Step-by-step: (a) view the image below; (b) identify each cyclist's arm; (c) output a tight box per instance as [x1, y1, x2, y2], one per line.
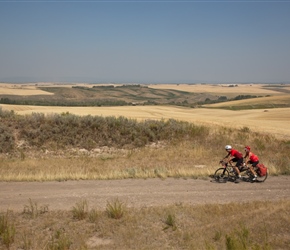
[222, 153, 231, 162]
[243, 152, 250, 163]
[243, 156, 250, 165]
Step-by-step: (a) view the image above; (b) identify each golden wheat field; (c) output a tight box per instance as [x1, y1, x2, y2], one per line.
[0, 83, 54, 95]
[0, 82, 119, 95]
[204, 94, 290, 108]
[148, 83, 288, 97]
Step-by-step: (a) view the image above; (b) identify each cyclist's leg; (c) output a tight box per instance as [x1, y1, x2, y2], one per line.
[232, 158, 242, 177]
[250, 161, 259, 180]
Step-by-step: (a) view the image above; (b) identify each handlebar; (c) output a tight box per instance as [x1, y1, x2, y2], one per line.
[220, 160, 250, 170]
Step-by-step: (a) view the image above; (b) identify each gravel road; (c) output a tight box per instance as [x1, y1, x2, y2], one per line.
[1, 176, 289, 212]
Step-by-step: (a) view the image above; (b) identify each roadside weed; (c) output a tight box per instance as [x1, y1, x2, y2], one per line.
[106, 198, 125, 219]
[88, 208, 99, 223]
[21, 231, 33, 250]
[46, 229, 72, 250]
[72, 199, 88, 220]
[0, 210, 16, 249]
[23, 198, 49, 218]
[163, 214, 177, 231]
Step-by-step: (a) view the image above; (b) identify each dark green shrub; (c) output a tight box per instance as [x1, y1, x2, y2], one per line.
[0, 124, 15, 153]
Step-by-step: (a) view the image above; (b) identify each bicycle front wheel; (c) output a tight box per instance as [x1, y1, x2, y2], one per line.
[214, 168, 229, 183]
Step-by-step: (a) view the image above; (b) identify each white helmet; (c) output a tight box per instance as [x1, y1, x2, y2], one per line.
[225, 145, 232, 150]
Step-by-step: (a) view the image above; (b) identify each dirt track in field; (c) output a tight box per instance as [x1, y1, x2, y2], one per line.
[1, 176, 289, 212]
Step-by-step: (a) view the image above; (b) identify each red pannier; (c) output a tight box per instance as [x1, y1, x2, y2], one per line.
[257, 163, 267, 177]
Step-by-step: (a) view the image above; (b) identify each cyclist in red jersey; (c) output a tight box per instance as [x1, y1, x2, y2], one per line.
[244, 146, 259, 181]
[222, 145, 243, 180]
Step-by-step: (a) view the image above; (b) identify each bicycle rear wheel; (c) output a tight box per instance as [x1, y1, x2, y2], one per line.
[213, 168, 229, 183]
[256, 170, 268, 182]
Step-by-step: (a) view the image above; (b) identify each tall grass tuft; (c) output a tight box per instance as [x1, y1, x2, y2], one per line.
[88, 208, 99, 223]
[225, 223, 270, 250]
[106, 198, 125, 219]
[21, 231, 32, 250]
[46, 229, 72, 250]
[213, 230, 222, 241]
[163, 214, 177, 231]
[225, 225, 251, 250]
[72, 199, 88, 220]
[0, 210, 16, 249]
[23, 198, 49, 218]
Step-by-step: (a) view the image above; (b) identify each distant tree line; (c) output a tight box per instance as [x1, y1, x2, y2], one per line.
[0, 98, 129, 107]
[197, 95, 259, 105]
[0, 94, 261, 108]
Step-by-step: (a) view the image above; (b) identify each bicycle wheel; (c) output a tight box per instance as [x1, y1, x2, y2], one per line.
[256, 170, 268, 182]
[243, 170, 255, 182]
[213, 168, 229, 183]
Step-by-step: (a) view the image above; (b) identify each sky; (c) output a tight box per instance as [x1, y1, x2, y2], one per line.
[0, 0, 290, 84]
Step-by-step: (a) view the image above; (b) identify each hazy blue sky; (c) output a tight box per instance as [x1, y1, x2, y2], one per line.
[1, 0, 290, 83]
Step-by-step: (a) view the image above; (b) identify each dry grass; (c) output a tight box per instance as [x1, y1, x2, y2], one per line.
[1, 199, 289, 249]
[0, 141, 216, 181]
[0, 134, 286, 182]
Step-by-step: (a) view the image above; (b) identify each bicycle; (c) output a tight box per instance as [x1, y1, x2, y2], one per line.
[213, 160, 268, 183]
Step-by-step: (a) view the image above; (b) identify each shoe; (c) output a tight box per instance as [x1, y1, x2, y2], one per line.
[252, 176, 257, 181]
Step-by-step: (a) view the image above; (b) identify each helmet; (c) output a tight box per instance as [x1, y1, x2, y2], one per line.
[244, 146, 250, 151]
[225, 145, 232, 150]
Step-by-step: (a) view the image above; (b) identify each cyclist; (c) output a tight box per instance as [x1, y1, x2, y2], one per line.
[222, 145, 244, 181]
[243, 146, 258, 181]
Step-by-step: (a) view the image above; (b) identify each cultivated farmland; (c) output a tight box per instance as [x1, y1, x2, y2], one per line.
[0, 82, 290, 250]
